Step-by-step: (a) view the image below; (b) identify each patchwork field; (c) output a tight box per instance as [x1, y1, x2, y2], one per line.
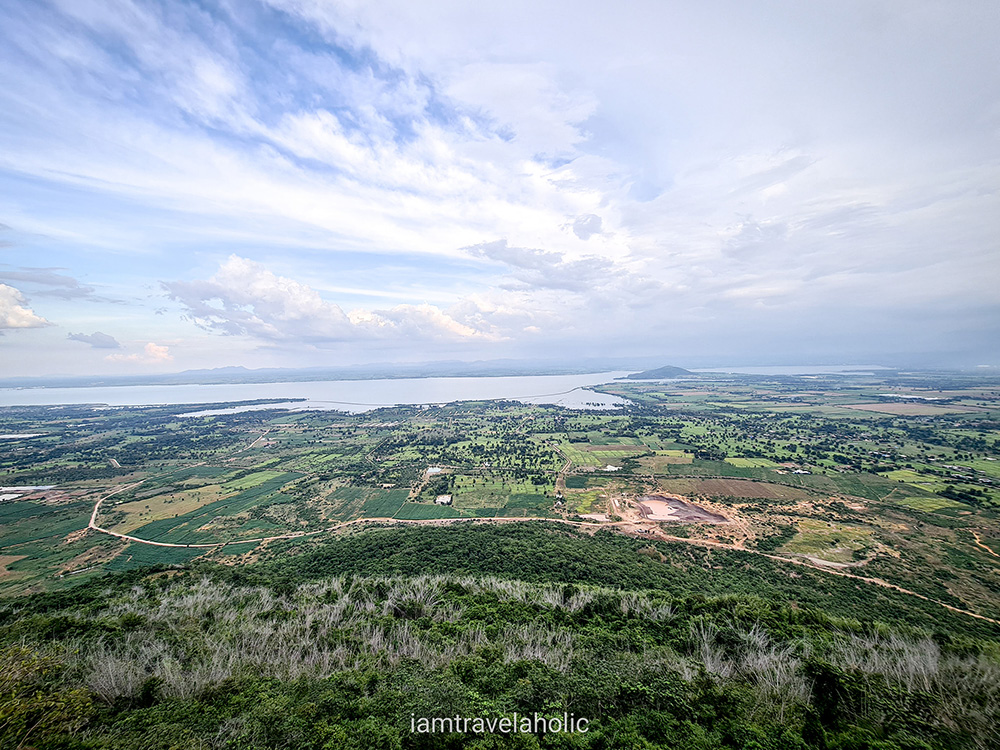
[323, 487, 409, 519]
[119, 472, 304, 545]
[638, 450, 694, 472]
[565, 489, 605, 514]
[559, 441, 648, 467]
[0, 369, 998, 626]
[656, 477, 817, 500]
[840, 402, 982, 416]
[882, 469, 950, 495]
[109, 483, 232, 533]
[392, 502, 460, 520]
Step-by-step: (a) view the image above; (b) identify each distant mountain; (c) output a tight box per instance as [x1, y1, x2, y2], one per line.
[624, 365, 693, 379]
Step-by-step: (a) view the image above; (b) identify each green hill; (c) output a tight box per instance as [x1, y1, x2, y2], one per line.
[625, 364, 694, 379]
[2, 524, 998, 750]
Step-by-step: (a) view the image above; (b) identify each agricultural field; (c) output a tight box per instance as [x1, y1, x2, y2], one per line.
[0, 369, 997, 623]
[724, 456, 780, 468]
[557, 440, 648, 468]
[444, 472, 554, 517]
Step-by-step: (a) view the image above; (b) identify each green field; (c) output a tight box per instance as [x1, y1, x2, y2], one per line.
[129, 472, 302, 544]
[448, 472, 554, 511]
[892, 495, 967, 512]
[221, 470, 290, 491]
[104, 542, 208, 571]
[0, 503, 92, 547]
[559, 442, 647, 467]
[724, 457, 780, 468]
[392, 502, 461, 520]
[357, 489, 409, 517]
[781, 519, 876, 563]
[567, 489, 604, 514]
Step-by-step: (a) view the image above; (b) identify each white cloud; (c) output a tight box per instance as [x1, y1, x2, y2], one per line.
[164, 255, 351, 340]
[105, 342, 173, 364]
[0, 284, 50, 329]
[466, 239, 660, 299]
[49, 0, 249, 127]
[164, 255, 497, 346]
[0, 0, 631, 269]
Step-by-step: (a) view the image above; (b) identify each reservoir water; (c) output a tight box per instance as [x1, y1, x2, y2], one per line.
[0, 371, 632, 413]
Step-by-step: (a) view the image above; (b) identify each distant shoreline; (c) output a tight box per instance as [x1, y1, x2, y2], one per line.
[0, 366, 621, 391]
[0, 363, 905, 390]
[0, 371, 632, 411]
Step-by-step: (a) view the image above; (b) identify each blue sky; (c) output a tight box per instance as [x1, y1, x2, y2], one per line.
[0, 0, 998, 376]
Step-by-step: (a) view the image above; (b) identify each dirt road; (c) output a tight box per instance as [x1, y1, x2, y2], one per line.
[972, 530, 999, 558]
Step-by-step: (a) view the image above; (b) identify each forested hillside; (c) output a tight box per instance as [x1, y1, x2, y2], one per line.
[3, 524, 998, 749]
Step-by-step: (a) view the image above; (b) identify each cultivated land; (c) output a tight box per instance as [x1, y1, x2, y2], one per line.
[0, 373, 997, 618]
[3, 371, 1000, 748]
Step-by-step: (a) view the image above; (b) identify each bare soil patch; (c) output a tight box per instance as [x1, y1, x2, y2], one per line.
[0, 554, 26, 580]
[657, 478, 813, 500]
[636, 495, 728, 523]
[638, 455, 692, 472]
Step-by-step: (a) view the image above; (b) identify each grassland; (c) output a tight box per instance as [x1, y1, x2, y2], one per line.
[891, 494, 967, 512]
[780, 518, 876, 563]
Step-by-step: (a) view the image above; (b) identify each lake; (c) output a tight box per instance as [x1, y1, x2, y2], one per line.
[0, 372, 632, 413]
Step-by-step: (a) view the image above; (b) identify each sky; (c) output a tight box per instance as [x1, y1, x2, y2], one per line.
[0, 0, 998, 377]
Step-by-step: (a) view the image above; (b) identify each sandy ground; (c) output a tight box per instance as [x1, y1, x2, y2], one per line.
[636, 494, 728, 523]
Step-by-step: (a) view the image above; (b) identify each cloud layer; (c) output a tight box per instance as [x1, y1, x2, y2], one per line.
[164, 255, 492, 347]
[0, 0, 997, 373]
[0, 284, 49, 330]
[106, 342, 172, 364]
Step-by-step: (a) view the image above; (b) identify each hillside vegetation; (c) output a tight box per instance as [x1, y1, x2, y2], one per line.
[2, 524, 999, 749]
[624, 365, 695, 379]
